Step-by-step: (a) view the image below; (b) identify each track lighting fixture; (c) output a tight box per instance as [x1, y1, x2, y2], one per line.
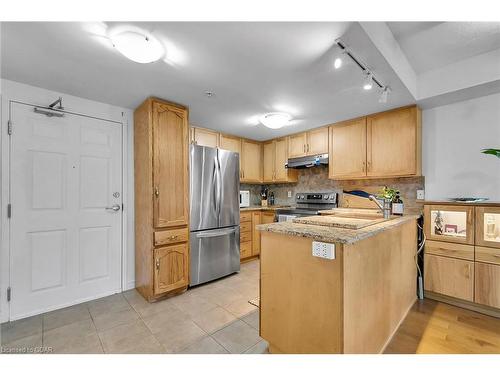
[334, 38, 388, 100]
[363, 72, 373, 90]
[379, 87, 390, 103]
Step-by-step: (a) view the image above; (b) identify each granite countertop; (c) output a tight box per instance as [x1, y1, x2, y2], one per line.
[240, 205, 292, 212]
[256, 215, 420, 244]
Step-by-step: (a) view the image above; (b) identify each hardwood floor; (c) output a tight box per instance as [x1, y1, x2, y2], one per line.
[385, 298, 500, 354]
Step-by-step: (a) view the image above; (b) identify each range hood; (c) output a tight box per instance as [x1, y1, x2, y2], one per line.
[285, 153, 329, 169]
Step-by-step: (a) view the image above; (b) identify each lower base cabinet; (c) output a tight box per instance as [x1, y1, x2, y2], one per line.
[424, 254, 474, 302]
[475, 262, 500, 309]
[240, 210, 276, 261]
[154, 243, 189, 295]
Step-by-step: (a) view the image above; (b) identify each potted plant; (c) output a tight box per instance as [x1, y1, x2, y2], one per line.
[482, 148, 500, 158]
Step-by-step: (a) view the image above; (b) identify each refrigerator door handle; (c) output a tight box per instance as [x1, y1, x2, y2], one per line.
[212, 155, 219, 214]
[216, 153, 222, 218]
[195, 228, 237, 238]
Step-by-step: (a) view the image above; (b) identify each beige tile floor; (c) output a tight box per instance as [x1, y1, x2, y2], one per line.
[1, 259, 267, 354]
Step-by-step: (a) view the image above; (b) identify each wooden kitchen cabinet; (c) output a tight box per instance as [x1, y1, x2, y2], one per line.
[134, 97, 190, 302]
[252, 211, 262, 256]
[288, 132, 308, 158]
[220, 134, 241, 154]
[191, 127, 219, 148]
[475, 262, 500, 309]
[241, 139, 263, 183]
[263, 138, 298, 183]
[366, 106, 421, 177]
[423, 204, 474, 245]
[288, 128, 328, 158]
[328, 106, 421, 180]
[424, 253, 474, 302]
[154, 243, 189, 295]
[475, 206, 500, 249]
[329, 118, 367, 179]
[261, 211, 276, 224]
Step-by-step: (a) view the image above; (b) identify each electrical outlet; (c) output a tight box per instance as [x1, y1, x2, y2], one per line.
[312, 241, 335, 259]
[287, 191, 292, 198]
[417, 189, 425, 200]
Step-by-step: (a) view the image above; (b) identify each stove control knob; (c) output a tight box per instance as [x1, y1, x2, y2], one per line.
[323, 194, 328, 199]
[329, 194, 336, 200]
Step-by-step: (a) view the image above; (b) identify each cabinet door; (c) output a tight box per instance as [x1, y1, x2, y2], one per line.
[193, 127, 219, 148]
[241, 140, 263, 183]
[154, 243, 189, 294]
[307, 127, 328, 155]
[263, 141, 275, 183]
[288, 132, 307, 158]
[475, 262, 500, 309]
[219, 134, 241, 154]
[475, 206, 500, 249]
[424, 254, 474, 301]
[423, 205, 474, 245]
[366, 107, 418, 177]
[328, 118, 367, 179]
[252, 211, 262, 256]
[275, 137, 296, 182]
[152, 102, 189, 228]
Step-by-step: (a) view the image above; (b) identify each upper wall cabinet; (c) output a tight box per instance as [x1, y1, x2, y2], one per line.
[219, 134, 242, 154]
[191, 127, 219, 148]
[366, 106, 421, 177]
[263, 138, 298, 184]
[329, 106, 421, 180]
[241, 139, 263, 183]
[288, 127, 329, 158]
[329, 118, 367, 179]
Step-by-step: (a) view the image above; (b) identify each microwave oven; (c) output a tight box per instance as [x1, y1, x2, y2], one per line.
[239, 190, 250, 208]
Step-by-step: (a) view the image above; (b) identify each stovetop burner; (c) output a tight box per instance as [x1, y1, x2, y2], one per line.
[276, 192, 338, 220]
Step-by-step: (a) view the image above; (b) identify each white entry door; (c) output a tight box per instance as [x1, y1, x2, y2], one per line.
[9, 102, 123, 320]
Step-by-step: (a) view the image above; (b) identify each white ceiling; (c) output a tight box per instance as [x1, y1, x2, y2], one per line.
[387, 22, 500, 74]
[0, 22, 416, 141]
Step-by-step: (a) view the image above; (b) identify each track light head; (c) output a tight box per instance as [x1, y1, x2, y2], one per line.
[363, 72, 373, 90]
[379, 87, 390, 103]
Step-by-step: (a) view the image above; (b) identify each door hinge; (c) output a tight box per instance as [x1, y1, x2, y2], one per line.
[7, 203, 12, 218]
[7, 287, 11, 302]
[122, 203, 124, 211]
[7, 120, 12, 135]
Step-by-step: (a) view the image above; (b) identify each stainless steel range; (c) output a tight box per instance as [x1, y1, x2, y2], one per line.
[276, 192, 338, 222]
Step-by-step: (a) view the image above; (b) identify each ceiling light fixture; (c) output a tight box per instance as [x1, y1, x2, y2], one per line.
[259, 112, 292, 129]
[333, 50, 347, 69]
[110, 29, 164, 64]
[378, 87, 390, 103]
[334, 39, 387, 97]
[363, 72, 374, 90]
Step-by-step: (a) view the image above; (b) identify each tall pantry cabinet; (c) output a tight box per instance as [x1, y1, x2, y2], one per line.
[134, 98, 190, 302]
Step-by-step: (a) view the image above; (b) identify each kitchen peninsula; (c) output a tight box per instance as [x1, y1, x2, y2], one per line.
[257, 211, 419, 353]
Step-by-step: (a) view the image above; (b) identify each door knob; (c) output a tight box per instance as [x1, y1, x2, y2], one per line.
[105, 204, 121, 212]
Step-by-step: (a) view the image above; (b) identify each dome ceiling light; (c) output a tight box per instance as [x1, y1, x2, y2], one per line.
[110, 29, 164, 64]
[334, 38, 390, 102]
[259, 112, 292, 129]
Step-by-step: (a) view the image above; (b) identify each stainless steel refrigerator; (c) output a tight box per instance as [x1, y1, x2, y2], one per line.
[189, 144, 240, 286]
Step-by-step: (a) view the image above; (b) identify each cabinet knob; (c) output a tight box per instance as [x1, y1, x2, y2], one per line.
[156, 259, 160, 270]
[154, 186, 159, 198]
[169, 235, 178, 240]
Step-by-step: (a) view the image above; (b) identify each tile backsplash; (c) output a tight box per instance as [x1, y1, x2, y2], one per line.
[241, 166, 425, 214]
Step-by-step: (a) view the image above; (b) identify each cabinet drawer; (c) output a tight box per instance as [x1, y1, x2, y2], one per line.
[240, 212, 252, 223]
[240, 231, 252, 243]
[241, 241, 252, 259]
[424, 254, 474, 302]
[476, 246, 500, 266]
[154, 228, 188, 246]
[240, 221, 252, 233]
[424, 240, 474, 261]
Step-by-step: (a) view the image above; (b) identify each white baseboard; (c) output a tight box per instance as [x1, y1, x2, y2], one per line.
[124, 280, 136, 291]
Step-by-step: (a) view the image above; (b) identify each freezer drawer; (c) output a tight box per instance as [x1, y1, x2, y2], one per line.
[190, 226, 240, 286]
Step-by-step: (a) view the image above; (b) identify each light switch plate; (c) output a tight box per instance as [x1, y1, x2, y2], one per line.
[287, 191, 292, 198]
[312, 241, 335, 259]
[417, 189, 425, 200]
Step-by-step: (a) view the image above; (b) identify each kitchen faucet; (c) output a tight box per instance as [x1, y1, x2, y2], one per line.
[343, 190, 392, 219]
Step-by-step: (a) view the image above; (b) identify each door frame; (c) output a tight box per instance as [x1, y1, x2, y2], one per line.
[0, 80, 132, 322]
